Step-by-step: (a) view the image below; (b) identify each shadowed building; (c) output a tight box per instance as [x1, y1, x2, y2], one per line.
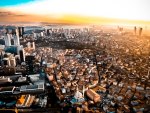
[20, 84, 45, 94]
[139, 27, 143, 36]
[134, 26, 136, 35]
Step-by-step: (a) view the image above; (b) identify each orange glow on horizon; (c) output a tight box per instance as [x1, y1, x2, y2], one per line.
[0, 0, 149, 25]
[0, 8, 150, 26]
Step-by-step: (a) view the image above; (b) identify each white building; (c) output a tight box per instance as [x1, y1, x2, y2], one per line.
[4, 34, 11, 46]
[15, 28, 20, 46]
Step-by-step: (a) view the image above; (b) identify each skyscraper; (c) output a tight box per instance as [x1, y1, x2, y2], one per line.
[12, 29, 16, 35]
[46, 29, 51, 36]
[19, 49, 25, 62]
[18, 27, 24, 37]
[5, 28, 9, 34]
[31, 42, 35, 50]
[3, 58, 10, 66]
[139, 27, 143, 36]
[4, 34, 11, 46]
[22, 27, 24, 36]
[25, 55, 35, 74]
[134, 26, 136, 35]
[0, 52, 4, 66]
[14, 28, 20, 46]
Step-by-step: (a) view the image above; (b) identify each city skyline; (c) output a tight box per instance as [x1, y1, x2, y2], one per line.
[0, 0, 150, 25]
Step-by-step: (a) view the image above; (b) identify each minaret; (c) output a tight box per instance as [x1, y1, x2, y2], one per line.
[83, 85, 85, 97]
[50, 48, 52, 57]
[76, 85, 79, 101]
[147, 69, 150, 79]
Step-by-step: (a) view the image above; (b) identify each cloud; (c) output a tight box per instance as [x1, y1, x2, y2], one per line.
[4, 0, 150, 21]
[0, 10, 25, 17]
[0, 0, 150, 25]
[0, 9, 31, 23]
[0, 11, 13, 16]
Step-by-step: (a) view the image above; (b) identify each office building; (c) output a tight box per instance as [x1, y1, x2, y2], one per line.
[134, 26, 137, 35]
[0, 39, 5, 45]
[20, 84, 45, 94]
[3, 66, 16, 75]
[4, 34, 11, 46]
[25, 55, 35, 74]
[74, 88, 83, 101]
[31, 42, 35, 50]
[41, 32, 44, 37]
[19, 49, 25, 62]
[0, 86, 15, 94]
[12, 29, 16, 35]
[0, 52, 4, 66]
[15, 28, 20, 46]
[33, 33, 37, 38]
[46, 29, 50, 36]
[10, 57, 16, 67]
[14, 35, 20, 46]
[139, 27, 143, 36]
[4, 28, 9, 34]
[17, 76, 27, 83]
[3, 58, 10, 66]
[27, 42, 31, 48]
[28, 41, 35, 50]
[0, 77, 12, 85]
[18, 27, 24, 37]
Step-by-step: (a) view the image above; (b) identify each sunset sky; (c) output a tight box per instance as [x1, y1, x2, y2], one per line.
[0, 0, 150, 25]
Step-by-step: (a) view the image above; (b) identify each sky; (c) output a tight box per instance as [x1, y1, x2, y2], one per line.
[0, 0, 150, 25]
[0, 0, 34, 7]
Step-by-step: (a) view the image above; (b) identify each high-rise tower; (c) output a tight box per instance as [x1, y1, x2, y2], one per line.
[134, 26, 137, 35]
[4, 34, 11, 46]
[14, 28, 20, 46]
[139, 27, 143, 36]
